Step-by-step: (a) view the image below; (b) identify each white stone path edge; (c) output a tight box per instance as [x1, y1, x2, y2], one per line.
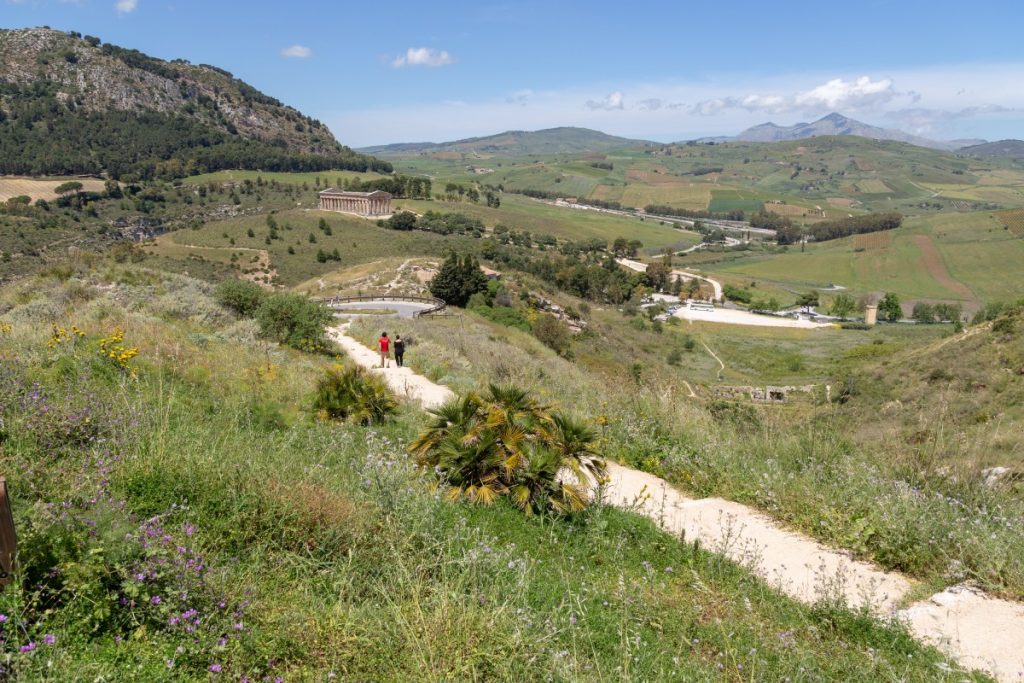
[328, 323, 1024, 682]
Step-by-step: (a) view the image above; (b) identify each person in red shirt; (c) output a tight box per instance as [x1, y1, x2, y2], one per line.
[378, 332, 390, 368]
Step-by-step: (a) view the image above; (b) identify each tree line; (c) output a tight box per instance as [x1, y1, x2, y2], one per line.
[383, 210, 486, 237]
[342, 175, 432, 199]
[806, 213, 903, 242]
[644, 205, 746, 221]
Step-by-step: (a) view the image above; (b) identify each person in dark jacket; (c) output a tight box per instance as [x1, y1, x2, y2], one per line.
[393, 335, 406, 367]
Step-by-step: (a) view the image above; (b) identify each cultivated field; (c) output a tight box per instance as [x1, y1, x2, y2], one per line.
[998, 208, 1024, 235]
[0, 176, 106, 202]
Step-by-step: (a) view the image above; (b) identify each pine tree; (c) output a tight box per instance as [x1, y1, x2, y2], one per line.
[429, 252, 464, 305]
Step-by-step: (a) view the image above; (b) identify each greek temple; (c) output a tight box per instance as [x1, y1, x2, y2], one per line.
[318, 189, 392, 216]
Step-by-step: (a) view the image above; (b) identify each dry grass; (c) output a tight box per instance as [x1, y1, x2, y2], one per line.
[0, 176, 107, 202]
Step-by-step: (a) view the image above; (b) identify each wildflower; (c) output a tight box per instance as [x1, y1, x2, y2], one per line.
[20, 642, 36, 653]
[42, 634, 56, 646]
[209, 663, 222, 673]
[0, 614, 7, 623]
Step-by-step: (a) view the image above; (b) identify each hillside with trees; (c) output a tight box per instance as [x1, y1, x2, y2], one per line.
[0, 28, 389, 179]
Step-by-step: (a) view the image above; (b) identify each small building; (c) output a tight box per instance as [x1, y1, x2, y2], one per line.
[318, 189, 391, 216]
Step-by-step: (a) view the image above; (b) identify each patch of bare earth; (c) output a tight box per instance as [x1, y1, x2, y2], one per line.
[909, 234, 975, 303]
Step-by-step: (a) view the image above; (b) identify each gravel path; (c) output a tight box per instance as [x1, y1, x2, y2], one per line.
[328, 323, 1024, 681]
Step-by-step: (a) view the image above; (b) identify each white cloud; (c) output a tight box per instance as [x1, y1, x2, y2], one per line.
[280, 45, 312, 59]
[505, 89, 533, 106]
[391, 47, 454, 68]
[689, 76, 906, 117]
[585, 91, 624, 111]
[794, 76, 898, 110]
[329, 63, 1024, 147]
[115, 0, 136, 13]
[884, 105, 1019, 135]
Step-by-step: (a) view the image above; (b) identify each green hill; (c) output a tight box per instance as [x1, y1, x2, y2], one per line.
[359, 126, 655, 156]
[959, 139, 1024, 159]
[0, 263, 993, 680]
[0, 27, 388, 178]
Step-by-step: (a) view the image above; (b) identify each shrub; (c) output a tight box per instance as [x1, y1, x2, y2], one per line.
[255, 293, 332, 352]
[409, 385, 606, 515]
[216, 279, 266, 316]
[313, 365, 397, 425]
[532, 313, 571, 356]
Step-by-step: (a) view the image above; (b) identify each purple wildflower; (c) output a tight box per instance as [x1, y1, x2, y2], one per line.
[19, 642, 36, 653]
[42, 634, 56, 646]
[150, 595, 161, 605]
[0, 614, 7, 623]
[208, 663, 222, 673]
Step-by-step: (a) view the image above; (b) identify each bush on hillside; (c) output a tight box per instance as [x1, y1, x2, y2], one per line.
[532, 313, 571, 356]
[255, 293, 332, 352]
[313, 365, 397, 425]
[410, 385, 606, 515]
[216, 279, 266, 316]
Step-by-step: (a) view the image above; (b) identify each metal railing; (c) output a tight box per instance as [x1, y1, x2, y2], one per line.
[318, 295, 447, 318]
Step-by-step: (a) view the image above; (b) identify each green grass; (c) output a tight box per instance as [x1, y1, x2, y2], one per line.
[181, 169, 389, 186]
[708, 189, 768, 214]
[0, 267, 989, 680]
[396, 194, 699, 252]
[346, 296, 1024, 602]
[157, 208, 478, 287]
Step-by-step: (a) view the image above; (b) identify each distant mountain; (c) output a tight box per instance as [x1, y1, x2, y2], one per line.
[360, 127, 655, 156]
[947, 138, 988, 149]
[958, 139, 1024, 158]
[0, 27, 387, 178]
[729, 113, 957, 150]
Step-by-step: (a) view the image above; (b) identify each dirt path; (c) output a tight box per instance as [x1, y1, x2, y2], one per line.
[701, 340, 726, 379]
[384, 259, 413, 292]
[327, 323, 1024, 681]
[326, 324, 453, 409]
[909, 234, 977, 303]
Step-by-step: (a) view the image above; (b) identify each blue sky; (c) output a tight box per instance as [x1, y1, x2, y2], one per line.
[4, 0, 1024, 146]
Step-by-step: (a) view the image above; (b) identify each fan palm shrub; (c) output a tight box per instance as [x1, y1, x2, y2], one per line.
[313, 365, 398, 425]
[409, 384, 606, 515]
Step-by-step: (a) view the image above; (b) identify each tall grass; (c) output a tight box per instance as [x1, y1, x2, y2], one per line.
[350, 311, 1024, 600]
[0, 268, 985, 679]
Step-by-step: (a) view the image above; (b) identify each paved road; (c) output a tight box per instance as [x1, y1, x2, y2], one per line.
[617, 257, 724, 301]
[329, 300, 435, 318]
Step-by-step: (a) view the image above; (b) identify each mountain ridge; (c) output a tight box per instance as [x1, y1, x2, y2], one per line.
[359, 126, 656, 155]
[958, 139, 1024, 158]
[725, 113, 968, 150]
[0, 27, 387, 177]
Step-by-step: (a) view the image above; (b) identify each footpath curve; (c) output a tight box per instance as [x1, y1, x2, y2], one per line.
[328, 323, 1024, 681]
[617, 257, 724, 301]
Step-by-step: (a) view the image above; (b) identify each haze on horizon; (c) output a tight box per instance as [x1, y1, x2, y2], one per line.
[4, 0, 1023, 146]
